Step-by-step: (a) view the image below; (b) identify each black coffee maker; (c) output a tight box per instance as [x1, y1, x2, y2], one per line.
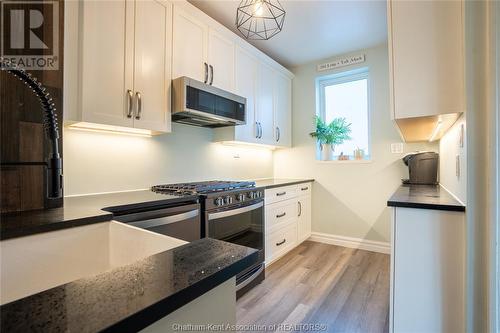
[402, 152, 439, 185]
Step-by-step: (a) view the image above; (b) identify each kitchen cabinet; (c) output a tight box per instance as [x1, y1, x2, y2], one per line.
[390, 207, 465, 333]
[387, 0, 464, 141]
[297, 185, 312, 243]
[273, 71, 292, 147]
[133, 0, 172, 132]
[264, 182, 312, 264]
[65, 0, 172, 133]
[172, 6, 208, 82]
[213, 58, 293, 148]
[207, 28, 235, 92]
[172, 5, 235, 93]
[258, 63, 277, 144]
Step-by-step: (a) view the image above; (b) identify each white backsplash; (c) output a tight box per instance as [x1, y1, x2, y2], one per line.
[63, 123, 273, 196]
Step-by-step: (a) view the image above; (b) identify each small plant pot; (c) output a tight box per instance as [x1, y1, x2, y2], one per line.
[320, 144, 333, 161]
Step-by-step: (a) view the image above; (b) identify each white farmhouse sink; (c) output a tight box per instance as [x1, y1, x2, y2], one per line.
[0, 221, 186, 305]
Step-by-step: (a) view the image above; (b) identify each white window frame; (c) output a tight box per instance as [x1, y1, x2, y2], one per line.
[315, 67, 372, 161]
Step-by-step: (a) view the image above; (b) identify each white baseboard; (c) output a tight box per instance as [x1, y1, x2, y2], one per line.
[309, 232, 391, 254]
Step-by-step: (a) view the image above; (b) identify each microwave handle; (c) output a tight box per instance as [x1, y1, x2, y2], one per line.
[208, 201, 263, 220]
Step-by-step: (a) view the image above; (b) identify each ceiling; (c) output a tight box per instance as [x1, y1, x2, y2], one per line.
[188, 0, 388, 68]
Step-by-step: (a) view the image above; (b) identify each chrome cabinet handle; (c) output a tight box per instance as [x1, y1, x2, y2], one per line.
[258, 123, 262, 138]
[209, 64, 214, 85]
[276, 212, 286, 218]
[276, 191, 286, 196]
[298, 201, 302, 217]
[135, 92, 142, 120]
[276, 126, 280, 142]
[126, 89, 133, 118]
[301, 186, 309, 191]
[204, 62, 208, 84]
[255, 122, 259, 138]
[276, 239, 286, 246]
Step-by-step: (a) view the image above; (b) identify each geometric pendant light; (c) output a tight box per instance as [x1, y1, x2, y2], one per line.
[236, 0, 286, 40]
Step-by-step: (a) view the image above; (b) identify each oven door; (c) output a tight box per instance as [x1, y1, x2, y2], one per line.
[206, 200, 264, 253]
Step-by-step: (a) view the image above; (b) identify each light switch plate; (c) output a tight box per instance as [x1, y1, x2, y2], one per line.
[391, 143, 404, 154]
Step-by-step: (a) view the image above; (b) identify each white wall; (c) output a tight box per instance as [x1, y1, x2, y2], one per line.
[273, 44, 437, 243]
[63, 124, 273, 195]
[439, 115, 467, 204]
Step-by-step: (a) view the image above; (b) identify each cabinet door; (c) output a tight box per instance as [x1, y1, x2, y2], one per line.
[234, 46, 259, 143]
[273, 72, 292, 147]
[133, 0, 172, 132]
[208, 29, 235, 92]
[80, 0, 134, 127]
[392, 208, 465, 333]
[172, 6, 208, 82]
[389, 0, 464, 119]
[258, 63, 276, 144]
[297, 195, 311, 242]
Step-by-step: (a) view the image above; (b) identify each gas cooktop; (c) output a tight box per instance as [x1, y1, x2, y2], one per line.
[151, 181, 256, 195]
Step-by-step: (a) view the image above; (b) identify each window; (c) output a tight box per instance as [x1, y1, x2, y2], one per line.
[316, 68, 370, 161]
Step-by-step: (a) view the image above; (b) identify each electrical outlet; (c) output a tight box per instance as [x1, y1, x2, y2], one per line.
[391, 143, 404, 154]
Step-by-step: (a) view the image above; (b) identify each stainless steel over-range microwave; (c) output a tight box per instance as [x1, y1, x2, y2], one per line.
[172, 76, 246, 128]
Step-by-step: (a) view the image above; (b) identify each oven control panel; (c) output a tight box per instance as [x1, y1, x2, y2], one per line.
[208, 189, 264, 209]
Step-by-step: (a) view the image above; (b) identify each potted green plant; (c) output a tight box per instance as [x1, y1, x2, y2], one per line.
[310, 116, 352, 160]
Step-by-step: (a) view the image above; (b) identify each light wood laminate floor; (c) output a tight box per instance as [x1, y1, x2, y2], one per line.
[236, 241, 390, 333]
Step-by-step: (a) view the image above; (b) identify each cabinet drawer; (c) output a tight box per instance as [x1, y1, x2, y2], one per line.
[296, 183, 312, 196]
[265, 199, 298, 232]
[266, 223, 297, 263]
[265, 185, 297, 204]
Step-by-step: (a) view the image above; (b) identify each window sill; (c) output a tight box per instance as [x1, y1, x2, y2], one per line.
[316, 159, 372, 164]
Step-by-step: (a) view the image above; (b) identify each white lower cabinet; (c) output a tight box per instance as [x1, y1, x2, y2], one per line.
[266, 223, 297, 263]
[264, 182, 312, 264]
[390, 207, 465, 333]
[297, 194, 311, 243]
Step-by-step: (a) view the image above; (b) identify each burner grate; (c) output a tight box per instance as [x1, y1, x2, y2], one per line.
[152, 181, 256, 195]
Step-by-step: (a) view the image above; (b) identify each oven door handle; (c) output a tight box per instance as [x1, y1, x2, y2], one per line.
[125, 209, 199, 229]
[208, 201, 264, 220]
[236, 264, 264, 291]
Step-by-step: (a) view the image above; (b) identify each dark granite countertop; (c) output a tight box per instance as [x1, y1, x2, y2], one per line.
[0, 238, 258, 333]
[0, 191, 199, 240]
[254, 178, 314, 190]
[387, 184, 466, 212]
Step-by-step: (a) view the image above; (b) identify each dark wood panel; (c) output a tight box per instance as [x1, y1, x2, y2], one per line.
[237, 241, 390, 333]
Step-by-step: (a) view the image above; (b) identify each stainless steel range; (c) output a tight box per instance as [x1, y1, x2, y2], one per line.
[151, 181, 265, 297]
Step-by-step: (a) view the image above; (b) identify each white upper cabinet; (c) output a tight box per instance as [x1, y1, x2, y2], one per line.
[79, 0, 134, 128]
[172, 5, 235, 92]
[66, 0, 172, 133]
[208, 29, 235, 92]
[388, 0, 465, 119]
[273, 71, 292, 147]
[172, 6, 208, 82]
[258, 62, 277, 144]
[133, 0, 172, 132]
[213, 50, 293, 147]
[233, 46, 259, 142]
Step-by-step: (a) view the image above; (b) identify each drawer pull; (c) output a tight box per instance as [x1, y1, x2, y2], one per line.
[276, 212, 286, 218]
[276, 192, 286, 196]
[301, 186, 309, 191]
[276, 239, 286, 246]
